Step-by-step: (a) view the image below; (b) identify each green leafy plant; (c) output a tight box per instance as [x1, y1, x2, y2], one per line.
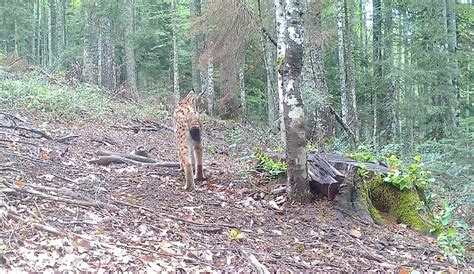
[383, 155, 433, 191]
[430, 202, 468, 259]
[346, 145, 377, 163]
[255, 151, 287, 179]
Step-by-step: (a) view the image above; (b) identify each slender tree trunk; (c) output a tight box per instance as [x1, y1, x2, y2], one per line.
[337, 0, 348, 124]
[372, 0, 382, 147]
[32, 0, 37, 62]
[124, 0, 138, 95]
[38, 0, 43, 65]
[83, 3, 96, 84]
[384, 0, 395, 141]
[238, 65, 246, 114]
[98, 16, 116, 90]
[47, 0, 53, 67]
[257, 0, 276, 126]
[207, 60, 214, 115]
[275, 0, 286, 145]
[191, 0, 202, 93]
[171, 0, 180, 103]
[302, 0, 332, 150]
[445, 0, 459, 124]
[14, 18, 18, 55]
[344, 0, 359, 143]
[281, 0, 309, 204]
[207, 59, 214, 115]
[55, 0, 64, 61]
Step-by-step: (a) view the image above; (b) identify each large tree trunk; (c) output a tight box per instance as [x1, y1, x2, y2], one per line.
[171, 0, 180, 103]
[275, 0, 286, 145]
[372, 0, 382, 147]
[124, 0, 138, 96]
[336, 0, 348, 125]
[191, 0, 202, 93]
[281, 0, 310, 204]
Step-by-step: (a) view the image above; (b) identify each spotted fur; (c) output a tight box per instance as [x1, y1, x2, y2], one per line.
[173, 90, 205, 191]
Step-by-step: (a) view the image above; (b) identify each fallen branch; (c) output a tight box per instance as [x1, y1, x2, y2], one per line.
[0, 124, 53, 140]
[56, 134, 79, 143]
[327, 105, 357, 143]
[90, 155, 180, 167]
[2, 180, 119, 212]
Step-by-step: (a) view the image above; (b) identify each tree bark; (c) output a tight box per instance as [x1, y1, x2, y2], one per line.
[344, 0, 359, 144]
[383, 0, 396, 141]
[47, 0, 53, 67]
[191, 0, 202, 93]
[275, 0, 286, 145]
[83, 2, 96, 84]
[239, 65, 246, 115]
[55, 0, 65, 60]
[207, 60, 214, 115]
[281, 0, 310, 204]
[171, 0, 180, 104]
[337, 0, 348, 125]
[257, 0, 276, 127]
[372, 0, 382, 147]
[124, 0, 138, 96]
[98, 15, 116, 90]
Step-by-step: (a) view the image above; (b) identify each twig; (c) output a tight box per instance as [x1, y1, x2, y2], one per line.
[56, 134, 79, 143]
[241, 249, 270, 274]
[0, 124, 53, 140]
[2, 181, 120, 212]
[7, 210, 65, 236]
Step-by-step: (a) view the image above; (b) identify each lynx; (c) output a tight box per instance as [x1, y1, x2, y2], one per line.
[173, 90, 205, 191]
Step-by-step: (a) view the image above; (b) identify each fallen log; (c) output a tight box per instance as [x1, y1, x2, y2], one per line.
[90, 150, 180, 168]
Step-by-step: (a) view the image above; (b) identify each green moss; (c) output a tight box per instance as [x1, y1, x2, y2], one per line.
[368, 178, 430, 232]
[360, 176, 384, 225]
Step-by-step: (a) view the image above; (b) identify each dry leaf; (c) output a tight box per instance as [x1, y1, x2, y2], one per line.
[39, 150, 49, 160]
[74, 237, 92, 253]
[349, 229, 362, 238]
[15, 180, 25, 187]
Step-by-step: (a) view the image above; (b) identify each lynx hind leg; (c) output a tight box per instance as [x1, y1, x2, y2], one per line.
[193, 139, 205, 181]
[177, 132, 195, 191]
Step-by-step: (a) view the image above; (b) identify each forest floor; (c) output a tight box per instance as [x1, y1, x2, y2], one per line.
[0, 110, 472, 272]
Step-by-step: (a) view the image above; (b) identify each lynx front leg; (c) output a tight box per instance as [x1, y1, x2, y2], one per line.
[193, 139, 205, 181]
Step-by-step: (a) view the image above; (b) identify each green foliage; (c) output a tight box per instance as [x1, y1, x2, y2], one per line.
[383, 155, 432, 191]
[254, 151, 287, 179]
[0, 71, 159, 120]
[346, 145, 377, 163]
[430, 202, 468, 259]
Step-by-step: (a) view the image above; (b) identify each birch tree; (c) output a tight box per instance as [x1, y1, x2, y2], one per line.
[279, 0, 310, 204]
[336, 0, 348, 124]
[275, 0, 286, 145]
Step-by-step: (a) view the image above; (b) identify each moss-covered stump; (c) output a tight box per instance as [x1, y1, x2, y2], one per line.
[367, 176, 431, 233]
